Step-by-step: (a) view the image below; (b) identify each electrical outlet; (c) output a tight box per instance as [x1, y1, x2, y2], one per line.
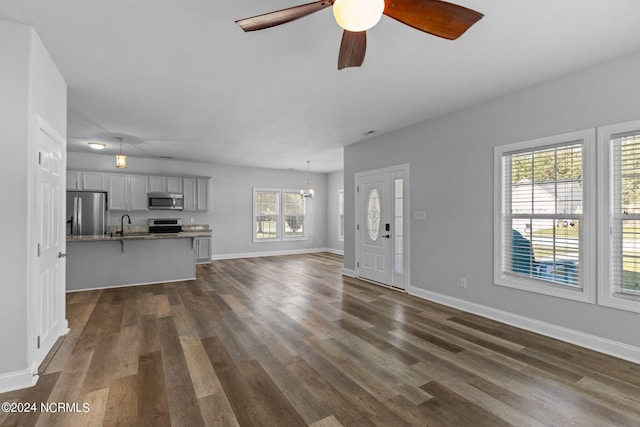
[190, 217, 195, 223]
[460, 277, 468, 288]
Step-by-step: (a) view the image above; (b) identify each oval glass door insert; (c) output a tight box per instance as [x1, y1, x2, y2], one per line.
[367, 188, 381, 241]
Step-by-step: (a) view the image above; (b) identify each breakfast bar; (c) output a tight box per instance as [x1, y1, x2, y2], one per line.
[66, 230, 211, 291]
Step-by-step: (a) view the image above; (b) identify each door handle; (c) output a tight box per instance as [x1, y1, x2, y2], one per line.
[382, 234, 391, 239]
[58, 252, 67, 258]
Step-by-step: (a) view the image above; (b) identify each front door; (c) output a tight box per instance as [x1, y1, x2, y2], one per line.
[34, 117, 67, 366]
[356, 165, 408, 290]
[358, 174, 392, 285]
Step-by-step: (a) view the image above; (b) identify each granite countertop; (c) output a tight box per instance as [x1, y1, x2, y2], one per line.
[67, 224, 212, 242]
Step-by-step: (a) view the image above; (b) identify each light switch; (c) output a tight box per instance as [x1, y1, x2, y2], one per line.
[413, 211, 426, 220]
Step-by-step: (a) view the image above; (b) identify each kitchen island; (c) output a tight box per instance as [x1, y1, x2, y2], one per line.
[66, 229, 211, 291]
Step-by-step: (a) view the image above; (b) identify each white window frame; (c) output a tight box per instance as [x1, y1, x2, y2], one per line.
[283, 189, 307, 240]
[338, 189, 344, 241]
[253, 188, 280, 242]
[253, 188, 308, 243]
[597, 119, 640, 313]
[494, 129, 596, 303]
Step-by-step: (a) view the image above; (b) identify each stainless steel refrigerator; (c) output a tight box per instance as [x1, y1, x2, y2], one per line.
[66, 191, 107, 236]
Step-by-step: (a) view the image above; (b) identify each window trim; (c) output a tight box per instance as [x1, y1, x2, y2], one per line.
[597, 119, 640, 314]
[253, 187, 308, 243]
[493, 129, 596, 303]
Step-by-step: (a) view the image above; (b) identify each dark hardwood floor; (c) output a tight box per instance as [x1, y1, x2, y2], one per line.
[2, 252, 640, 426]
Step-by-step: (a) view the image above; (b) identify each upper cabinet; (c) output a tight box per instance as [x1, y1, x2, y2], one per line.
[183, 177, 196, 211]
[67, 171, 106, 191]
[108, 174, 148, 211]
[129, 175, 149, 210]
[148, 175, 165, 193]
[83, 172, 106, 190]
[167, 176, 182, 193]
[69, 170, 210, 211]
[67, 171, 81, 190]
[183, 177, 210, 211]
[196, 178, 210, 211]
[147, 175, 184, 193]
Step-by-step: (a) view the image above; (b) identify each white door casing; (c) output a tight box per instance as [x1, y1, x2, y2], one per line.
[356, 164, 409, 290]
[33, 116, 68, 368]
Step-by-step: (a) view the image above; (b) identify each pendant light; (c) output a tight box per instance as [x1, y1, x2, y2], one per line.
[300, 161, 314, 199]
[115, 137, 127, 169]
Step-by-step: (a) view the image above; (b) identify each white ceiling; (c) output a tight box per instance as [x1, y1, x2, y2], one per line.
[2, 0, 640, 173]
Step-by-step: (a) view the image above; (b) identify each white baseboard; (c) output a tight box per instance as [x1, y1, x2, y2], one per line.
[0, 368, 37, 394]
[409, 287, 640, 365]
[342, 268, 356, 277]
[211, 248, 335, 261]
[324, 248, 344, 256]
[1, 324, 70, 393]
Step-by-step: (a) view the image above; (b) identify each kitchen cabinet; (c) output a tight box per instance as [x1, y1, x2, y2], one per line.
[108, 174, 128, 210]
[148, 175, 165, 192]
[148, 175, 183, 193]
[183, 177, 196, 211]
[129, 175, 148, 210]
[108, 174, 148, 211]
[67, 171, 106, 191]
[167, 176, 182, 193]
[197, 178, 210, 211]
[68, 169, 210, 210]
[67, 171, 81, 190]
[82, 172, 106, 190]
[195, 236, 211, 264]
[183, 177, 210, 211]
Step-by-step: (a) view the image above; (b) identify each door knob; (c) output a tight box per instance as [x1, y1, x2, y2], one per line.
[58, 252, 67, 258]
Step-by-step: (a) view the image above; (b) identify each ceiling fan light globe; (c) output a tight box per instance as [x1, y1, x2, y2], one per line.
[333, 0, 384, 32]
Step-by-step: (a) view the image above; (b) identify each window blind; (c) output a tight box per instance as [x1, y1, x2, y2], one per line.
[611, 132, 640, 297]
[502, 143, 583, 288]
[284, 191, 305, 238]
[255, 190, 280, 240]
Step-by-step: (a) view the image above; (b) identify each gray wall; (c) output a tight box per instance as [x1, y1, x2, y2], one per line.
[67, 153, 330, 257]
[326, 170, 344, 254]
[344, 49, 640, 348]
[0, 20, 66, 384]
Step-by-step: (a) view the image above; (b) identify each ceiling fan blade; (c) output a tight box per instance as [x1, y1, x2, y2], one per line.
[236, 0, 333, 32]
[338, 30, 366, 70]
[383, 0, 483, 40]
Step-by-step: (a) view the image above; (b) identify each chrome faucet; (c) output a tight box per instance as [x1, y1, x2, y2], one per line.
[119, 214, 131, 236]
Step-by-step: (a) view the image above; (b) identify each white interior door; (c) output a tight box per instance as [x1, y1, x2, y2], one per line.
[34, 117, 67, 366]
[357, 173, 393, 286]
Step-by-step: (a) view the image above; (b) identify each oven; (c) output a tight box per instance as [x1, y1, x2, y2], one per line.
[148, 218, 183, 234]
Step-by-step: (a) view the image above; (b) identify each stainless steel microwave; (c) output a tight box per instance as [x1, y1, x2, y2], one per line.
[147, 192, 184, 210]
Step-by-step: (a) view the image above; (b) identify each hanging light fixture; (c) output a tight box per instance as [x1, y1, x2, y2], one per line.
[300, 160, 314, 199]
[115, 137, 127, 169]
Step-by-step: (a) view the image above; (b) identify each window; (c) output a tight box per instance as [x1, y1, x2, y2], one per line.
[283, 190, 306, 239]
[253, 188, 307, 242]
[598, 120, 640, 313]
[338, 190, 344, 241]
[254, 189, 280, 241]
[494, 129, 595, 302]
[394, 179, 404, 276]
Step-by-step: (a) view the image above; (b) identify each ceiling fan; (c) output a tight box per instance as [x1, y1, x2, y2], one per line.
[236, 0, 483, 70]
